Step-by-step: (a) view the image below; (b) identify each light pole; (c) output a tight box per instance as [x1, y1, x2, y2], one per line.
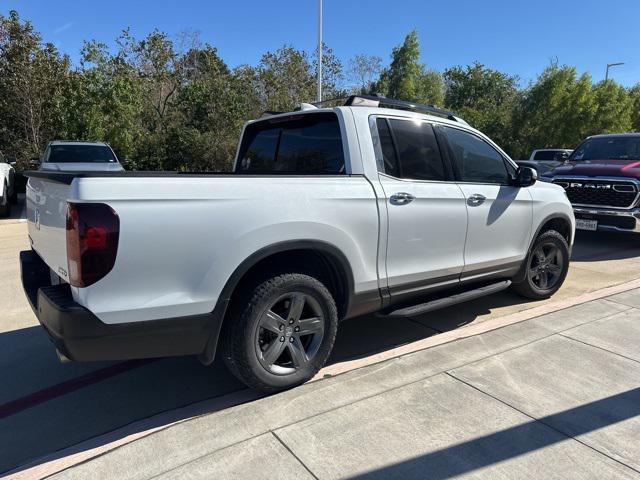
[605, 62, 624, 81]
[317, 0, 323, 102]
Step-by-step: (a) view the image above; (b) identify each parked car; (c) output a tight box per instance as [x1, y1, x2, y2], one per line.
[0, 151, 17, 217]
[20, 95, 575, 392]
[516, 148, 573, 175]
[540, 133, 640, 233]
[35, 141, 125, 172]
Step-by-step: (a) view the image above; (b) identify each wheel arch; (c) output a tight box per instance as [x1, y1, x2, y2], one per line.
[535, 214, 573, 245]
[199, 240, 358, 364]
[513, 213, 573, 284]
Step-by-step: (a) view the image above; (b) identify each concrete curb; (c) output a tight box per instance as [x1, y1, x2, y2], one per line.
[313, 277, 640, 380]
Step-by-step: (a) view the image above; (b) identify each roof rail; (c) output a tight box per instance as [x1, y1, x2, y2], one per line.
[345, 94, 467, 124]
[261, 95, 468, 125]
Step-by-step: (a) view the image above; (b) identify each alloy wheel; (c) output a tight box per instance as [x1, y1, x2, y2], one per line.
[254, 292, 325, 375]
[528, 242, 564, 290]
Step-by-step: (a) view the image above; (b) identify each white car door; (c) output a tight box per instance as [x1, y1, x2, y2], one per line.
[372, 117, 468, 298]
[439, 125, 532, 279]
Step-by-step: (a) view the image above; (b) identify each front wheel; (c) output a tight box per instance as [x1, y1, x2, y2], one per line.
[512, 230, 570, 300]
[221, 272, 338, 393]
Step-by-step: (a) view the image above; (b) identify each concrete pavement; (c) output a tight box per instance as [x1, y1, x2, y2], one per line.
[43, 289, 640, 479]
[2, 195, 640, 478]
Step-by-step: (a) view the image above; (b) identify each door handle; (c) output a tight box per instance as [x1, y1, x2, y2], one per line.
[390, 192, 415, 205]
[467, 194, 486, 206]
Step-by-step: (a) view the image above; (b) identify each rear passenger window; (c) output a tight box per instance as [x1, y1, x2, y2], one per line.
[236, 113, 345, 174]
[376, 117, 446, 181]
[376, 118, 400, 177]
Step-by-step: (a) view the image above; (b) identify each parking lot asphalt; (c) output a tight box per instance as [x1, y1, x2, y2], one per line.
[1, 194, 640, 477]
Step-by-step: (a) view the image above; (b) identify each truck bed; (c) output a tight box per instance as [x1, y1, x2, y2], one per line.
[24, 170, 380, 324]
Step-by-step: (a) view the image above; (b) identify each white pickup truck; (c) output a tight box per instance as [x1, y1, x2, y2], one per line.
[36, 141, 125, 172]
[20, 95, 575, 392]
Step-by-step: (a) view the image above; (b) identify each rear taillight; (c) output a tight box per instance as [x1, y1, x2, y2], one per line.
[66, 203, 119, 287]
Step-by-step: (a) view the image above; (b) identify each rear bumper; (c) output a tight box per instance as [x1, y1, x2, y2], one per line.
[573, 207, 640, 233]
[20, 250, 217, 362]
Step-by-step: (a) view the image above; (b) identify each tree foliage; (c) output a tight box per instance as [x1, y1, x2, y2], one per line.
[631, 84, 640, 132]
[0, 11, 69, 156]
[374, 30, 444, 106]
[444, 62, 519, 149]
[0, 12, 638, 169]
[347, 54, 382, 93]
[513, 65, 598, 156]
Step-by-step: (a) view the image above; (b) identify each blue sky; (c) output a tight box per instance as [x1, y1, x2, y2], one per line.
[2, 0, 639, 87]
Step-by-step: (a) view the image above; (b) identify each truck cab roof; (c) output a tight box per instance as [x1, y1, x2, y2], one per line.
[243, 95, 514, 170]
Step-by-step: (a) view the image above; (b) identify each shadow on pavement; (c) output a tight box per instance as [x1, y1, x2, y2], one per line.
[0, 310, 449, 475]
[348, 387, 640, 479]
[0, 325, 244, 475]
[572, 230, 640, 262]
[411, 290, 527, 333]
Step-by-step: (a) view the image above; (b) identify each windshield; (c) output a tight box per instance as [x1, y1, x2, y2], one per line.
[47, 145, 117, 163]
[533, 150, 564, 161]
[569, 136, 640, 162]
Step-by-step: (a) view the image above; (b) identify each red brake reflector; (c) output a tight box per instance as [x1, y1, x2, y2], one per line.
[66, 203, 119, 287]
[85, 226, 108, 250]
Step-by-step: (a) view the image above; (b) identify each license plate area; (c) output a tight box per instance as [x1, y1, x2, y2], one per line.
[576, 218, 598, 231]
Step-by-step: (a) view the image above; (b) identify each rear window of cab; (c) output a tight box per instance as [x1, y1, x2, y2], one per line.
[236, 112, 345, 175]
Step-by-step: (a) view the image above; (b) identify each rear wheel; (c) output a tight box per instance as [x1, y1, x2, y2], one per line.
[512, 230, 569, 300]
[221, 272, 338, 393]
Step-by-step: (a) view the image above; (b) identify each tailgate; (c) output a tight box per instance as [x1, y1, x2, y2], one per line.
[26, 175, 72, 282]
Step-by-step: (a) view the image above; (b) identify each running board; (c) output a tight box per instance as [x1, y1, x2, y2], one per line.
[382, 280, 512, 318]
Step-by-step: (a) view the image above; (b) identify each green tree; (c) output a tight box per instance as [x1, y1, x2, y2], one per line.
[254, 45, 316, 111]
[443, 62, 519, 151]
[374, 30, 444, 105]
[252, 43, 343, 110]
[513, 65, 596, 158]
[591, 80, 633, 134]
[61, 34, 143, 160]
[172, 46, 254, 171]
[5, 9, 640, 174]
[416, 69, 444, 106]
[0, 10, 70, 157]
[631, 84, 640, 132]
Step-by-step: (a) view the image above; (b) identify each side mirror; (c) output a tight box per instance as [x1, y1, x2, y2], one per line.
[29, 157, 41, 169]
[514, 166, 537, 187]
[555, 151, 570, 162]
[7, 156, 17, 167]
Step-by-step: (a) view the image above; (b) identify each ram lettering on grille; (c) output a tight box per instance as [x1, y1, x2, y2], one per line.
[553, 180, 638, 208]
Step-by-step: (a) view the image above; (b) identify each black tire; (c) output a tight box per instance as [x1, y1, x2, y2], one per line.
[512, 230, 570, 300]
[220, 272, 338, 393]
[0, 186, 10, 218]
